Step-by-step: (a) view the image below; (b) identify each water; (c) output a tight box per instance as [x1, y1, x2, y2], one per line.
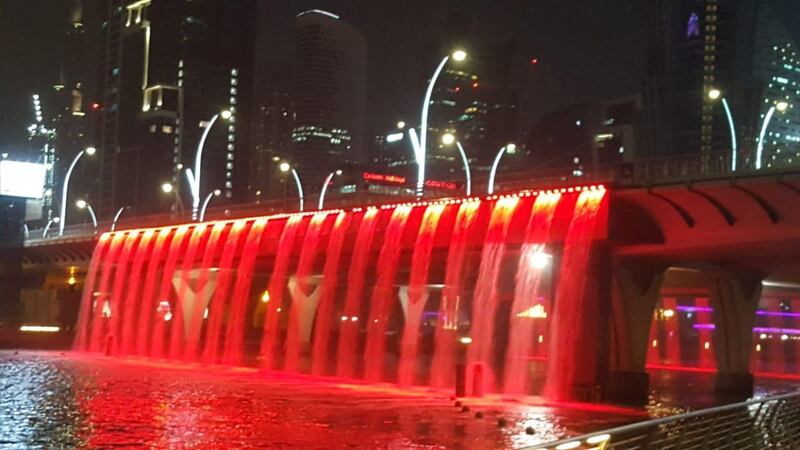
[2, 351, 798, 449]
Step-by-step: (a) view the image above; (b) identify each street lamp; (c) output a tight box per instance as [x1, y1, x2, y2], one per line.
[280, 162, 305, 211]
[43, 217, 60, 239]
[441, 133, 472, 196]
[185, 110, 231, 220]
[198, 189, 221, 222]
[76, 199, 97, 231]
[111, 206, 130, 232]
[488, 143, 516, 194]
[708, 88, 738, 171]
[409, 49, 467, 198]
[161, 182, 185, 213]
[318, 169, 342, 210]
[59, 146, 95, 236]
[756, 101, 789, 170]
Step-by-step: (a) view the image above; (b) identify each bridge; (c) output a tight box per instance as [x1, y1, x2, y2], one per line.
[4, 151, 800, 404]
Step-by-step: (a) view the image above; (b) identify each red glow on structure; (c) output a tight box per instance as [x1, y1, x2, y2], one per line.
[424, 179, 457, 190]
[363, 171, 407, 184]
[454, 86, 461, 93]
[531, 58, 539, 65]
[91, 102, 101, 110]
[472, 82, 479, 88]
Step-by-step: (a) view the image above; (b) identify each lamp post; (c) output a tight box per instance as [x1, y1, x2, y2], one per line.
[488, 143, 516, 194]
[318, 169, 342, 210]
[43, 217, 60, 239]
[441, 133, 471, 196]
[198, 189, 221, 222]
[111, 206, 130, 232]
[59, 146, 95, 236]
[161, 182, 185, 213]
[708, 89, 738, 172]
[280, 162, 304, 211]
[76, 199, 97, 232]
[185, 110, 231, 220]
[409, 49, 467, 198]
[756, 101, 789, 170]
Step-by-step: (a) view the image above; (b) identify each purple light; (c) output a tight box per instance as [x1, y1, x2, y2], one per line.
[687, 13, 700, 38]
[693, 324, 800, 335]
[676, 305, 800, 318]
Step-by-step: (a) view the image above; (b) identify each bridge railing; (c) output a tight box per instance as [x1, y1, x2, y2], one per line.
[526, 391, 800, 450]
[20, 151, 800, 245]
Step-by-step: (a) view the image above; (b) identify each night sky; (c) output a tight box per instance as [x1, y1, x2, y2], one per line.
[3, 1, 800, 156]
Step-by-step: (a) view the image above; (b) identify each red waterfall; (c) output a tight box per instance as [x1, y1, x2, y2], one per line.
[503, 193, 560, 395]
[184, 223, 225, 361]
[135, 229, 172, 356]
[430, 200, 481, 389]
[73, 234, 112, 351]
[117, 229, 155, 354]
[105, 231, 141, 354]
[397, 204, 445, 385]
[88, 232, 126, 352]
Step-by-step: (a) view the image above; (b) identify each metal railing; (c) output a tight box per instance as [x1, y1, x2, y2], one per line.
[527, 391, 800, 450]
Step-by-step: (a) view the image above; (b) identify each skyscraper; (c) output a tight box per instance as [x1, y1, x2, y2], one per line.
[644, 0, 800, 169]
[88, 0, 255, 217]
[291, 9, 366, 190]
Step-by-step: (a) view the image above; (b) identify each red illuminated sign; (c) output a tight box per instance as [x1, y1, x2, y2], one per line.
[362, 172, 458, 190]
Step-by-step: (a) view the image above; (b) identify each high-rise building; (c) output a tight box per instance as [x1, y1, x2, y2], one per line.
[251, 90, 293, 200]
[291, 9, 366, 190]
[87, 0, 255, 217]
[644, 0, 800, 169]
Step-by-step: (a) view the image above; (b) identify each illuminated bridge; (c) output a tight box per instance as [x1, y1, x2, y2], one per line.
[8, 152, 800, 405]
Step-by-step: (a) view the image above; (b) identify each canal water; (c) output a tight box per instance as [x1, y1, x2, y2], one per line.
[2, 351, 798, 449]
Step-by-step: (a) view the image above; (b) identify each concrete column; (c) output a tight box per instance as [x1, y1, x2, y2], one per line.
[706, 272, 762, 397]
[607, 262, 666, 405]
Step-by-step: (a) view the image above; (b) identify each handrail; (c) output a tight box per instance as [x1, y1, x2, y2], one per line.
[526, 390, 800, 449]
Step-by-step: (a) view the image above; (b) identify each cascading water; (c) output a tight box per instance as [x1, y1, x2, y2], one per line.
[397, 204, 445, 385]
[202, 220, 248, 365]
[363, 205, 413, 382]
[74, 234, 112, 351]
[88, 233, 127, 353]
[544, 189, 606, 401]
[503, 193, 560, 395]
[260, 215, 305, 367]
[151, 225, 190, 358]
[284, 213, 329, 372]
[337, 208, 380, 378]
[135, 229, 172, 356]
[311, 212, 351, 375]
[117, 229, 155, 354]
[183, 223, 225, 361]
[168, 224, 208, 359]
[221, 218, 268, 365]
[466, 197, 519, 395]
[104, 231, 141, 354]
[430, 200, 481, 389]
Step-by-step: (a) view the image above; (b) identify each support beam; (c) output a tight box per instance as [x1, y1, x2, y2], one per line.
[607, 262, 666, 405]
[706, 271, 762, 397]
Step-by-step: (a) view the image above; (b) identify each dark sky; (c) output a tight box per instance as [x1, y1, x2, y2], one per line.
[3, 1, 800, 155]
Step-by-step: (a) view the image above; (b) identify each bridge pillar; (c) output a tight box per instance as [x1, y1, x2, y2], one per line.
[707, 272, 762, 397]
[607, 262, 666, 405]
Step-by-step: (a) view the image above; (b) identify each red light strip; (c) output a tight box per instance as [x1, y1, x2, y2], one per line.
[101, 184, 607, 238]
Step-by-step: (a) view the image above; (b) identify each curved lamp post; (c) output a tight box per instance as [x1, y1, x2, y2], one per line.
[280, 162, 304, 211]
[318, 169, 342, 210]
[60, 146, 96, 236]
[756, 101, 789, 170]
[76, 199, 97, 232]
[111, 206, 130, 232]
[185, 110, 231, 220]
[708, 89, 738, 172]
[441, 133, 471, 196]
[198, 189, 221, 222]
[43, 217, 59, 239]
[409, 49, 467, 198]
[488, 143, 516, 194]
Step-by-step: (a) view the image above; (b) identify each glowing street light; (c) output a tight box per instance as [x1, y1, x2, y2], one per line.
[76, 199, 97, 231]
[409, 49, 467, 198]
[59, 146, 95, 236]
[318, 169, 342, 210]
[280, 162, 305, 211]
[43, 217, 60, 239]
[185, 110, 231, 220]
[161, 182, 185, 213]
[488, 143, 516, 194]
[198, 189, 221, 222]
[161, 182, 174, 193]
[708, 88, 738, 171]
[441, 133, 472, 196]
[756, 101, 790, 170]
